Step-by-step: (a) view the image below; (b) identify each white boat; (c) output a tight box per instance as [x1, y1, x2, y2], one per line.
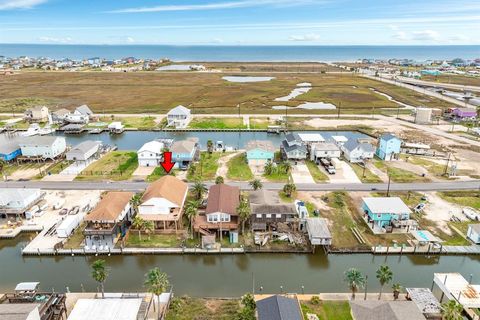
[21, 123, 41, 136]
[39, 125, 55, 135]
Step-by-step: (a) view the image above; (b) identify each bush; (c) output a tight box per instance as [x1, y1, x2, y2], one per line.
[310, 296, 321, 305]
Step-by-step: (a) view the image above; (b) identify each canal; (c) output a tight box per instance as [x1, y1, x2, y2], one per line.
[2, 235, 480, 296]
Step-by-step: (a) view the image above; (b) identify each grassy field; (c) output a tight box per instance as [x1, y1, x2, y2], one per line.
[422, 74, 480, 87]
[373, 160, 428, 183]
[226, 153, 253, 181]
[350, 163, 382, 183]
[187, 152, 225, 181]
[301, 300, 352, 320]
[75, 151, 138, 181]
[305, 160, 329, 182]
[146, 167, 177, 182]
[166, 296, 240, 320]
[189, 117, 246, 129]
[125, 233, 183, 248]
[0, 72, 446, 114]
[438, 191, 480, 209]
[99, 116, 157, 130]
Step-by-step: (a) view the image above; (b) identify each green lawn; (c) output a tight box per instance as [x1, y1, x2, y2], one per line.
[98, 116, 157, 130]
[305, 160, 329, 182]
[189, 117, 247, 129]
[2, 162, 47, 178]
[350, 163, 382, 183]
[75, 151, 138, 181]
[278, 190, 296, 203]
[124, 233, 183, 248]
[301, 300, 352, 320]
[373, 160, 427, 183]
[166, 296, 240, 320]
[146, 167, 177, 182]
[263, 170, 290, 182]
[438, 191, 480, 209]
[226, 153, 253, 181]
[187, 152, 226, 181]
[62, 223, 86, 249]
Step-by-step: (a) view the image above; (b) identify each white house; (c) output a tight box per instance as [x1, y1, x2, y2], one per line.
[108, 121, 124, 133]
[19, 136, 66, 159]
[467, 224, 480, 244]
[51, 108, 71, 124]
[24, 106, 49, 122]
[137, 140, 164, 167]
[64, 105, 93, 124]
[66, 140, 100, 162]
[310, 143, 341, 161]
[166, 105, 191, 128]
[0, 188, 43, 218]
[76, 104, 93, 117]
[341, 140, 375, 163]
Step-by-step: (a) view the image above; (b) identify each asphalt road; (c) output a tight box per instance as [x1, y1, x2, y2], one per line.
[1, 180, 479, 192]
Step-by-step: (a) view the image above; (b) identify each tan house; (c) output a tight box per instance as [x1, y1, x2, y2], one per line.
[194, 184, 240, 236]
[138, 176, 188, 230]
[24, 106, 49, 122]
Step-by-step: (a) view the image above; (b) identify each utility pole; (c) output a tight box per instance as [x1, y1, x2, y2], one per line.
[386, 174, 391, 197]
[364, 275, 368, 300]
[337, 101, 341, 119]
[444, 153, 451, 176]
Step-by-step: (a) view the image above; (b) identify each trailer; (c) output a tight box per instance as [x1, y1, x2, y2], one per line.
[56, 214, 82, 238]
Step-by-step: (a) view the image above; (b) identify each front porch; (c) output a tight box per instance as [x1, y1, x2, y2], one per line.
[363, 213, 418, 235]
[193, 215, 239, 236]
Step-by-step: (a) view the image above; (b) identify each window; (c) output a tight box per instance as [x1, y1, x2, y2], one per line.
[377, 214, 382, 218]
[276, 214, 281, 218]
[266, 214, 272, 218]
[256, 214, 262, 218]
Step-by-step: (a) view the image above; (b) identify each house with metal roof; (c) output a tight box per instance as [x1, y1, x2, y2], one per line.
[246, 140, 276, 166]
[309, 142, 341, 162]
[376, 134, 402, 161]
[340, 139, 375, 163]
[66, 140, 100, 162]
[349, 301, 426, 320]
[0, 133, 22, 161]
[24, 105, 49, 122]
[137, 140, 165, 167]
[170, 139, 199, 169]
[0, 188, 44, 218]
[19, 136, 66, 159]
[305, 218, 332, 246]
[256, 295, 303, 320]
[280, 133, 307, 161]
[361, 197, 413, 233]
[167, 105, 192, 128]
[249, 190, 297, 231]
[467, 224, 480, 244]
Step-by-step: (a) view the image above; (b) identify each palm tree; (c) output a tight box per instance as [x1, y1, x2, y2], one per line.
[264, 161, 275, 175]
[215, 176, 224, 184]
[441, 300, 463, 320]
[249, 179, 263, 191]
[185, 200, 200, 237]
[144, 267, 169, 320]
[192, 181, 207, 200]
[376, 265, 393, 300]
[237, 196, 250, 234]
[206, 140, 214, 154]
[344, 268, 366, 300]
[130, 193, 142, 210]
[282, 183, 297, 197]
[143, 220, 155, 240]
[281, 161, 292, 174]
[91, 259, 109, 299]
[132, 215, 145, 241]
[392, 283, 402, 300]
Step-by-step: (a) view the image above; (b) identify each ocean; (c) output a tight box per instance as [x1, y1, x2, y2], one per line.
[0, 44, 479, 62]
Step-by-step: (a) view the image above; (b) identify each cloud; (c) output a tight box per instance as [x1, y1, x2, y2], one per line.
[126, 36, 135, 43]
[108, 0, 319, 13]
[288, 33, 321, 41]
[392, 31, 407, 41]
[411, 30, 440, 41]
[212, 38, 224, 43]
[448, 34, 469, 42]
[38, 36, 72, 43]
[0, 0, 47, 10]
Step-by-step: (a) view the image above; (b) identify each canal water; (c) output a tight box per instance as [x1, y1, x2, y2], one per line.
[54, 130, 368, 150]
[1, 235, 480, 296]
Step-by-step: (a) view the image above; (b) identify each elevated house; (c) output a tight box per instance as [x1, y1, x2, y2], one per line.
[19, 136, 66, 159]
[137, 140, 165, 167]
[64, 105, 93, 124]
[341, 139, 375, 163]
[361, 197, 413, 233]
[246, 140, 275, 166]
[376, 134, 402, 161]
[305, 217, 332, 246]
[66, 140, 100, 163]
[309, 142, 341, 162]
[138, 176, 188, 230]
[0, 133, 22, 161]
[83, 191, 134, 249]
[51, 108, 70, 124]
[67, 297, 152, 320]
[297, 133, 325, 145]
[0, 188, 44, 219]
[256, 295, 303, 320]
[108, 121, 124, 134]
[24, 106, 49, 122]
[166, 105, 192, 128]
[281, 133, 307, 161]
[249, 190, 298, 231]
[467, 224, 480, 244]
[171, 139, 199, 170]
[194, 184, 240, 237]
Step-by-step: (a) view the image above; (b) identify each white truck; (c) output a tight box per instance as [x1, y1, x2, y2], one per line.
[463, 207, 480, 221]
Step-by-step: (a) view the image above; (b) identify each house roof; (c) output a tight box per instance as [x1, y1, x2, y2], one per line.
[0, 134, 21, 155]
[68, 140, 100, 155]
[469, 224, 480, 233]
[249, 190, 297, 215]
[380, 133, 400, 142]
[206, 184, 240, 216]
[332, 135, 348, 143]
[405, 288, 441, 314]
[246, 140, 276, 152]
[0, 189, 40, 207]
[312, 142, 340, 152]
[343, 139, 375, 153]
[67, 298, 142, 320]
[306, 218, 332, 239]
[138, 140, 164, 153]
[19, 136, 64, 146]
[167, 105, 190, 116]
[15, 282, 40, 291]
[256, 295, 303, 320]
[362, 197, 412, 214]
[52, 108, 70, 116]
[142, 176, 188, 207]
[281, 140, 307, 153]
[76, 104, 93, 116]
[85, 192, 134, 222]
[171, 140, 196, 154]
[298, 133, 325, 142]
[284, 133, 300, 144]
[28, 105, 47, 112]
[0, 304, 40, 320]
[349, 301, 425, 320]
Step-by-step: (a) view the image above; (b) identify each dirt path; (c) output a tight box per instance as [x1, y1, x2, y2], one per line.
[423, 192, 468, 235]
[366, 162, 388, 182]
[216, 152, 240, 181]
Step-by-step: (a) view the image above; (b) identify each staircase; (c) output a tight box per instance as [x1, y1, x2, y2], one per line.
[198, 227, 212, 236]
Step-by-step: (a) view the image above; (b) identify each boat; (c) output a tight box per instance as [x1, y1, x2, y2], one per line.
[39, 125, 55, 135]
[21, 123, 41, 136]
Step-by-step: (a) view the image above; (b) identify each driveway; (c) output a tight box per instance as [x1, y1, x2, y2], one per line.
[291, 163, 315, 184]
[326, 160, 361, 184]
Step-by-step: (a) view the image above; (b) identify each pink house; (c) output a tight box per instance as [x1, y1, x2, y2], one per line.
[452, 108, 477, 119]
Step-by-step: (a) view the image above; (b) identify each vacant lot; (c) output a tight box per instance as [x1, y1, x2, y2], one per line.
[301, 300, 352, 320]
[0, 71, 446, 114]
[422, 74, 480, 87]
[76, 151, 138, 181]
[166, 296, 240, 320]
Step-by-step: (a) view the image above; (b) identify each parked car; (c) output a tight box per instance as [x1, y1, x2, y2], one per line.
[59, 208, 68, 215]
[414, 203, 426, 213]
[463, 207, 480, 221]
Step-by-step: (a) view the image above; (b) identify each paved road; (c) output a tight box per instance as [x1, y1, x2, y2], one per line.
[396, 76, 480, 93]
[1, 180, 479, 192]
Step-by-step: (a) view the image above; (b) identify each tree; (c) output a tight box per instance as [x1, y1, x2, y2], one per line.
[376, 265, 393, 300]
[264, 161, 275, 176]
[392, 283, 402, 300]
[249, 179, 263, 191]
[144, 268, 169, 320]
[91, 259, 109, 299]
[281, 161, 292, 174]
[206, 140, 214, 154]
[215, 176, 224, 184]
[282, 183, 297, 197]
[237, 196, 250, 234]
[236, 293, 256, 320]
[132, 215, 145, 241]
[192, 181, 207, 200]
[441, 300, 463, 320]
[130, 193, 143, 210]
[143, 220, 155, 240]
[344, 268, 365, 300]
[185, 200, 200, 237]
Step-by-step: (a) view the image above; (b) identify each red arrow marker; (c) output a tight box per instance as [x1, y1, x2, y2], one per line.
[161, 151, 175, 174]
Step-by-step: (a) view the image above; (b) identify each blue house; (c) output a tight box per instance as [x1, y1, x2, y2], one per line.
[362, 197, 412, 232]
[0, 135, 22, 161]
[245, 140, 275, 166]
[376, 134, 402, 161]
[171, 139, 199, 170]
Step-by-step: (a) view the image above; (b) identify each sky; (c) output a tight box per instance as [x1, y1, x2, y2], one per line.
[0, 0, 479, 45]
